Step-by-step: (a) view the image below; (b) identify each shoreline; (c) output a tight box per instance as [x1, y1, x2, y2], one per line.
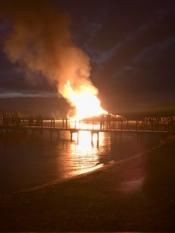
[1, 134, 175, 231]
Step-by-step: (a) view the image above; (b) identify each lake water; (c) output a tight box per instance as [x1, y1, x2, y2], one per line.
[0, 129, 163, 193]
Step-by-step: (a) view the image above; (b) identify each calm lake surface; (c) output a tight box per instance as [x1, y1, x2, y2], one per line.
[0, 129, 163, 193]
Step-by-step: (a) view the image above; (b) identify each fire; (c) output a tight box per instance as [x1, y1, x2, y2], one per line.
[63, 81, 107, 119]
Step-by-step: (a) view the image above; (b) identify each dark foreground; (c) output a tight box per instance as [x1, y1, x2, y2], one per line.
[0, 136, 175, 231]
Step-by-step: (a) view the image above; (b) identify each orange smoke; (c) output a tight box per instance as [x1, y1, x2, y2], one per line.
[1, 0, 107, 119]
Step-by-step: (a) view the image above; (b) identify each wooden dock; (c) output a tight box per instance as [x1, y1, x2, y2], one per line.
[0, 115, 173, 142]
[0, 122, 169, 138]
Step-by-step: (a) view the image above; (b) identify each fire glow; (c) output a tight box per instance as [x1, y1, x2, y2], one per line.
[63, 81, 107, 119]
[2, 1, 108, 120]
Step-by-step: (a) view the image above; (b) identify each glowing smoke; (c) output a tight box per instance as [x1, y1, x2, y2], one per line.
[0, 0, 105, 118]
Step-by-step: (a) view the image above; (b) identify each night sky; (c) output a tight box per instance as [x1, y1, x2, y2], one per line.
[0, 0, 175, 115]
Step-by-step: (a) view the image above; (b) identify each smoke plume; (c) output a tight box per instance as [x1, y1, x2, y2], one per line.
[0, 0, 98, 106]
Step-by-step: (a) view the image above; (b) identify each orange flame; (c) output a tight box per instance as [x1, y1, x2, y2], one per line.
[63, 81, 107, 119]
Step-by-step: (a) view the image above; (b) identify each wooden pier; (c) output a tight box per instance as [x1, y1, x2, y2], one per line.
[0, 116, 171, 143]
[1, 112, 175, 143]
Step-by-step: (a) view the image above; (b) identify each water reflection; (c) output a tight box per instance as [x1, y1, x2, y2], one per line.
[61, 131, 105, 177]
[0, 130, 162, 193]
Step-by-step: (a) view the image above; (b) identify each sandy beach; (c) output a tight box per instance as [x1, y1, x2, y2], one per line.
[0, 135, 175, 231]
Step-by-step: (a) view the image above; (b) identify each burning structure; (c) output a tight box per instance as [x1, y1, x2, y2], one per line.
[0, 0, 107, 119]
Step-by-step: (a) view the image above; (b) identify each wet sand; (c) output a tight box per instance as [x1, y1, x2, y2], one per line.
[0, 135, 175, 231]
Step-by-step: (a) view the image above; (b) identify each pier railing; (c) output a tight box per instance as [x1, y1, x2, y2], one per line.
[0, 114, 175, 133]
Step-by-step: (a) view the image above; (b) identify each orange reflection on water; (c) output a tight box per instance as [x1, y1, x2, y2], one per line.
[69, 131, 104, 175]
